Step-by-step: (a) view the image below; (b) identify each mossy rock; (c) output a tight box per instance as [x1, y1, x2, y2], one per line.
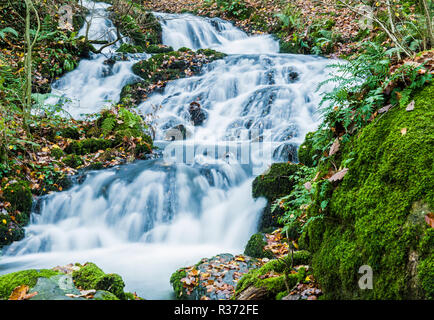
[51, 147, 64, 160]
[94, 290, 120, 300]
[60, 127, 80, 140]
[65, 138, 114, 155]
[116, 43, 145, 54]
[0, 269, 59, 300]
[72, 263, 126, 300]
[144, 44, 174, 54]
[62, 154, 83, 169]
[252, 163, 302, 230]
[170, 269, 187, 300]
[0, 214, 25, 247]
[3, 181, 33, 216]
[303, 83, 434, 299]
[234, 258, 306, 299]
[244, 233, 274, 259]
[298, 131, 324, 167]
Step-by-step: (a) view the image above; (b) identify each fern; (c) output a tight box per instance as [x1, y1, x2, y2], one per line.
[101, 116, 116, 136]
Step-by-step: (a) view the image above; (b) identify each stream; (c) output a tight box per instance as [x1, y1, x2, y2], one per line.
[0, 1, 332, 299]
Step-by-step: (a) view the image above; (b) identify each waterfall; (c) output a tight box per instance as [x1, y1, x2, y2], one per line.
[0, 2, 332, 299]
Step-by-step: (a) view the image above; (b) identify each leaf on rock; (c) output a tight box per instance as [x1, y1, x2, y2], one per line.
[328, 138, 340, 156]
[328, 168, 349, 183]
[8, 285, 37, 300]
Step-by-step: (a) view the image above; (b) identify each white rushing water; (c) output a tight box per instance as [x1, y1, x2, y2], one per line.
[0, 2, 332, 299]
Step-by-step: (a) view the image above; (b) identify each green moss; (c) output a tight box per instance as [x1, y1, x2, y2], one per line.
[60, 127, 80, 140]
[252, 163, 301, 200]
[304, 83, 434, 299]
[51, 147, 64, 160]
[0, 269, 59, 300]
[65, 138, 113, 155]
[72, 262, 105, 289]
[116, 43, 145, 54]
[298, 131, 323, 167]
[0, 214, 25, 247]
[252, 162, 302, 230]
[3, 181, 33, 215]
[418, 255, 434, 299]
[235, 259, 302, 299]
[93, 290, 119, 300]
[95, 274, 126, 300]
[62, 154, 83, 168]
[170, 269, 187, 300]
[244, 233, 273, 259]
[144, 44, 174, 54]
[72, 262, 126, 300]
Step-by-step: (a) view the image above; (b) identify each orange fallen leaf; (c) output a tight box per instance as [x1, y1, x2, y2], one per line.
[8, 285, 38, 300]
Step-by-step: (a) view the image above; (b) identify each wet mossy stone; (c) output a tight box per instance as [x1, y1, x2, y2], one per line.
[27, 274, 83, 300]
[0, 269, 59, 300]
[170, 269, 187, 300]
[244, 233, 273, 259]
[51, 147, 64, 160]
[62, 154, 83, 169]
[59, 127, 80, 140]
[94, 290, 119, 300]
[72, 263, 126, 300]
[65, 138, 114, 155]
[303, 83, 434, 299]
[235, 258, 305, 300]
[3, 181, 33, 216]
[0, 214, 25, 247]
[252, 163, 302, 231]
[298, 131, 324, 167]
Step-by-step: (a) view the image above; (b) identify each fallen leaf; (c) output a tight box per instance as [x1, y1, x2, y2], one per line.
[328, 138, 340, 156]
[8, 285, 37, 300]
[328, 168, 349, 183]
[406, 100, 415, 111]
[401, 128, 407, 135]
[425, 213, 434, 228]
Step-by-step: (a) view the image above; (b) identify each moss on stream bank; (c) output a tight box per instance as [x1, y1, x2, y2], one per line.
[300, 83, 434, 299]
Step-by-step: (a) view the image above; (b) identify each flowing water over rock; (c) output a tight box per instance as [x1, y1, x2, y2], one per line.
[0, 1, 332, 299]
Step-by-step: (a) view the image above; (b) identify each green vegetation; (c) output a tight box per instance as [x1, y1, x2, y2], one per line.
[252, 163, 302, 231]
[244, 233, 274, 259]
[0, 269, 59, 300]
[235, 254, 309, 299]
[290, 82, 433, 299]
[170, 269, 188, 299]
[72, 262, 127, 300]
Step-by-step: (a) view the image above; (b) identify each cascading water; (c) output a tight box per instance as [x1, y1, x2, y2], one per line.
[0, 1, 332, 299]
[44, 0, 149, 118]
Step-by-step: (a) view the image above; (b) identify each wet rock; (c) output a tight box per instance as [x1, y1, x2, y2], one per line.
[189, 101, 207, 126]
[170, 253, 263, 300]
[288, 71, 299, 82]
[28, 274, 84, 300]
[165, 124, 192, 141]
[273, 143, 298, 162]
[252, 163, 302, 231]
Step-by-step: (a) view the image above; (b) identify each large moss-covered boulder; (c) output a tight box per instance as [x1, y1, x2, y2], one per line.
[303, 83, 434, 299]
[252, 163, 302, 231]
